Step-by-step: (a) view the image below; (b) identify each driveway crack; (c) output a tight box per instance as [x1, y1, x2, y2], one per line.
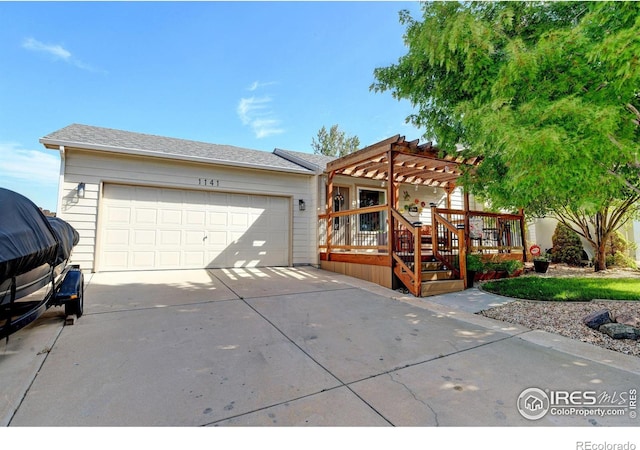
[387, 372, 439, 426]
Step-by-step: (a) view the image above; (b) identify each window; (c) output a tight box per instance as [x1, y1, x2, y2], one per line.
[358, 188, 386, 232]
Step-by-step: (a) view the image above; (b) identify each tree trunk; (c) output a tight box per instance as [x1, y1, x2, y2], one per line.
[593, 213, 606, 272]
[594, 241, 607, 272]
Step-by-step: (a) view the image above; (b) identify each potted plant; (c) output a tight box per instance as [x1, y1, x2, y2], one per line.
[465, 254, 484, 288]
[533, 255, 550, 273]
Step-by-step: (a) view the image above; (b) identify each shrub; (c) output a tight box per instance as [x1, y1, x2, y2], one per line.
[551, 223, 583, 266]
[504, 259, 524, 275]
[466, 254, 484, 272]
[604, 231, 637, 269]
[606, 251, 638, 270]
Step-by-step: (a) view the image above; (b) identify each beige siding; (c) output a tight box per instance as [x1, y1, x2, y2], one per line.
[58, 149, 315, 271]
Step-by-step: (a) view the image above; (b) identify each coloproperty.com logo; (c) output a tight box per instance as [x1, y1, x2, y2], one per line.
[517, 387, 637, 421]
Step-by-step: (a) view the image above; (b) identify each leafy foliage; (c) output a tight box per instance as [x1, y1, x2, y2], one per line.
[604, 231, 638, 269]
[311, 124, 360, 157]
[465, 253, 484, 272]
[372, 1, 640, 270]
[551, 223, 584, 266]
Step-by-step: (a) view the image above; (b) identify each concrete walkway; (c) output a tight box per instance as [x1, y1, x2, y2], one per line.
[1, 266, 638, 426]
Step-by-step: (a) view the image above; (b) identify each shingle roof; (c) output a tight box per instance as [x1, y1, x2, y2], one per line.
[273, 148, 336, 173]
[40, 124, 314, 174]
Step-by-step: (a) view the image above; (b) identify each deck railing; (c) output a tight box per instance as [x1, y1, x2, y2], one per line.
[319, 206, 526, 296]
[391, 208, 422, 296]
[467, 211, 526, 259]
[318, 205, 389, 254]
[431, 207, 466, 283]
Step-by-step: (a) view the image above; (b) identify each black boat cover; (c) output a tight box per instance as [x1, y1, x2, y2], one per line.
[0, 188, 79, 282]
[47, 216, 80, 265]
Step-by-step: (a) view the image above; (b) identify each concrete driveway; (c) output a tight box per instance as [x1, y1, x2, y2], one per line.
[1, 266, 639, 426]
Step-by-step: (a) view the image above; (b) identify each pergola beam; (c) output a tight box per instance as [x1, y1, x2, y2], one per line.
[325, 135, 478, 189]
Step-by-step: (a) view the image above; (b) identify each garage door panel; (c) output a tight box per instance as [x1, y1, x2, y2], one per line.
[208, 230, 227, 245]
[228, 195, 250, 208]
[229, 212, 249, 228]
[100, 185, 290, 271]
[132, 252, 155, 268]
[160, 210, 182, 225]
[159, 230, 182, 245]
[133, 230, 156, 245]
[105, 184, 135, 201]
[184, 252, 205, 266]
[183, 190, 207, 205]
[160, 188, 184, 205]
[135, 208, 157, 224]
[159, 252, 180, 267]
[185, 210, 206, 226]
[102, 251, 128, 269]
[208, 212, 227, 226]
[185, 230, 205, 245]
[104, 229, 129, 246]
[107, 206, 131, 223]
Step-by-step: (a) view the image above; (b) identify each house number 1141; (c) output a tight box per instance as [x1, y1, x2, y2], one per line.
[198, 178, 219, 187]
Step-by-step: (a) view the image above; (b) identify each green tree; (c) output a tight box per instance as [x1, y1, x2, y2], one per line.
[551, 223, 584, 266]
[311, 124, 360, 157]
[372, 1, 640, 271]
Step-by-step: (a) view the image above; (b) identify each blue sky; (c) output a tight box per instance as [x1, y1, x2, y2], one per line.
[0, 1, 424, 212]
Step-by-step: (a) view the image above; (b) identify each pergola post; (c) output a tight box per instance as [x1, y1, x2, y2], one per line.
[326, 171, 334, 258]
[387, 148, 396, 255]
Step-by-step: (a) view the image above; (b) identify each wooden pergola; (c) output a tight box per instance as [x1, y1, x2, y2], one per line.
[325, 134, 480, 214]
[319, 135, 525, 297]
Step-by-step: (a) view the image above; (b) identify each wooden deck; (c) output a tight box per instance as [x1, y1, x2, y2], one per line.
[318, 134, 526, 297]
[319, 206, 526, 297]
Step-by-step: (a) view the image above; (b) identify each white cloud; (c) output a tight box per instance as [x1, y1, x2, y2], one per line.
[22, 37, 104, 73]
[23, 37, 71, 60]
[237, 96, 284, 138]
[248, 81, 277, 92]
[0, 142, 60, 186]
[237, 96, 272, 125]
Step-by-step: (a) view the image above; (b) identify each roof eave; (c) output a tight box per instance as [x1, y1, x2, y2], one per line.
[40, 138, 314, 176]
[272, 148, 325, 174]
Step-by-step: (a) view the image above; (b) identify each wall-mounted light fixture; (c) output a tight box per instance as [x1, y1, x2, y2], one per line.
[381, 180, 386, 188]
[298, 199, 306, 211]
[77, 182, 86, 199]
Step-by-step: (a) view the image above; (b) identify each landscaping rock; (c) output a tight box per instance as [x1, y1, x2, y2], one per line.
[612, 313, 640, 328]
[582, 309, 612, 330]
[598, 323, 640, 340]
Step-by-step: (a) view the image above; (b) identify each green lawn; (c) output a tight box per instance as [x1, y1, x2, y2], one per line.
[481, 277, 640, 301]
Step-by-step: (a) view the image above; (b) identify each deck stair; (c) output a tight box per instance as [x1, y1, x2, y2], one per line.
[418, 260, 465, 297]
[395, 256, 465, 297]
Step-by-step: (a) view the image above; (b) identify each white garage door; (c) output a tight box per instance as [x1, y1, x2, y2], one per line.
[99, 184, 290, 271]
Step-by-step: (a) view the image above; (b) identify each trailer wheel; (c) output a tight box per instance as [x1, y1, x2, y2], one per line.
[65, 273, 84, 318]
